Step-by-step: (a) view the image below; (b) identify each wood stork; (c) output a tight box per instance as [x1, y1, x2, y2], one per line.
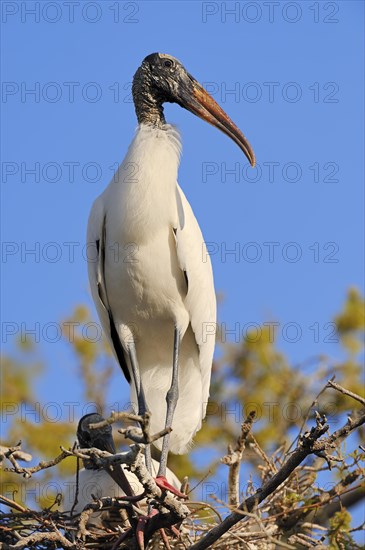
[62, 413, 181, 527]
[87, 53, 255, 482]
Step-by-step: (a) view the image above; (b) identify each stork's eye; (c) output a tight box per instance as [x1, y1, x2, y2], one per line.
[163, 59, 173, 68]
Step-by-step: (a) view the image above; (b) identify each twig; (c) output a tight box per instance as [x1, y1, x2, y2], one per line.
[0, 495, 28, 513]
[4, 448, 71, 479]
[70, 456, 81, 516]
[0, 445, 32, 465]
[76, 495, 136, 539]
[6, 530, 75, 549]
[90, 410, 170, 445]
[88, 410, 140, 429]
[120, 425, 171, 445]
[249, 433, 277, 475]
[327, 379, 365, 406]
[286, 376, 334, 454]
[221, 411, 255, 507]
[59, 443, 140, 470]
[180, 476, 189, 496]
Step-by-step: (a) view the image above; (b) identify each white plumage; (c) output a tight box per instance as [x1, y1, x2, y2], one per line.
[87, 124, 216, 454]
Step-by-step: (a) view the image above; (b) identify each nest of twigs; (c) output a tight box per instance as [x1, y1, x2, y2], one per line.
[1, 381, 364, 549]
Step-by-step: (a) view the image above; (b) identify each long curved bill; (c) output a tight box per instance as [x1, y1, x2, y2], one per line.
[179, 77, 256, 167]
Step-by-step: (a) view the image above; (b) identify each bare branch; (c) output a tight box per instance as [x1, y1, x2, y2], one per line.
[327, 379, 365, 406]
[0, 495, 28, 513]
[221, 410, 255, 507]
[286, 375, 335, 454]
[90, 410, 172, 445]
[4, 449, 71, 478]
[88, 410, 139, 429]
[0, 445, 32, 465]
[6, 530, 75, 549]
[120, 425, 171, 445]
[249, 433, 278, 475]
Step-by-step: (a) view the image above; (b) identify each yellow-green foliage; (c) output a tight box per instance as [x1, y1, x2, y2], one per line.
[329, 509, 352, 549]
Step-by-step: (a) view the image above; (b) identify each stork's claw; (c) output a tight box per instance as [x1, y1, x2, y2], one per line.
[155, 475, 187, 499]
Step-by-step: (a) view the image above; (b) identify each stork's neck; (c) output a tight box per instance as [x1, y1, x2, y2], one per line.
[132, 64, 166, 127]
[134, 96, 166, 127]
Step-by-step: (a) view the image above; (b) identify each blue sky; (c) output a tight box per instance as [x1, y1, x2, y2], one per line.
[1, 0, 364, 517]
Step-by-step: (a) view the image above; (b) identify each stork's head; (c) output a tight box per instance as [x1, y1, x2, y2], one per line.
[77, 413, 116, 456]
[133, 52, 255, 167]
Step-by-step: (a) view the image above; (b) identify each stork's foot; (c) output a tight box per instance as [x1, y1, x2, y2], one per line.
[155, 476, 187, 499]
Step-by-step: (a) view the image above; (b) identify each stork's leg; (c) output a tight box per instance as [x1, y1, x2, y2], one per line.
[127, 342, 152, 474]
[128, 343, 146, 415]
[157, 327, 180, 478]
